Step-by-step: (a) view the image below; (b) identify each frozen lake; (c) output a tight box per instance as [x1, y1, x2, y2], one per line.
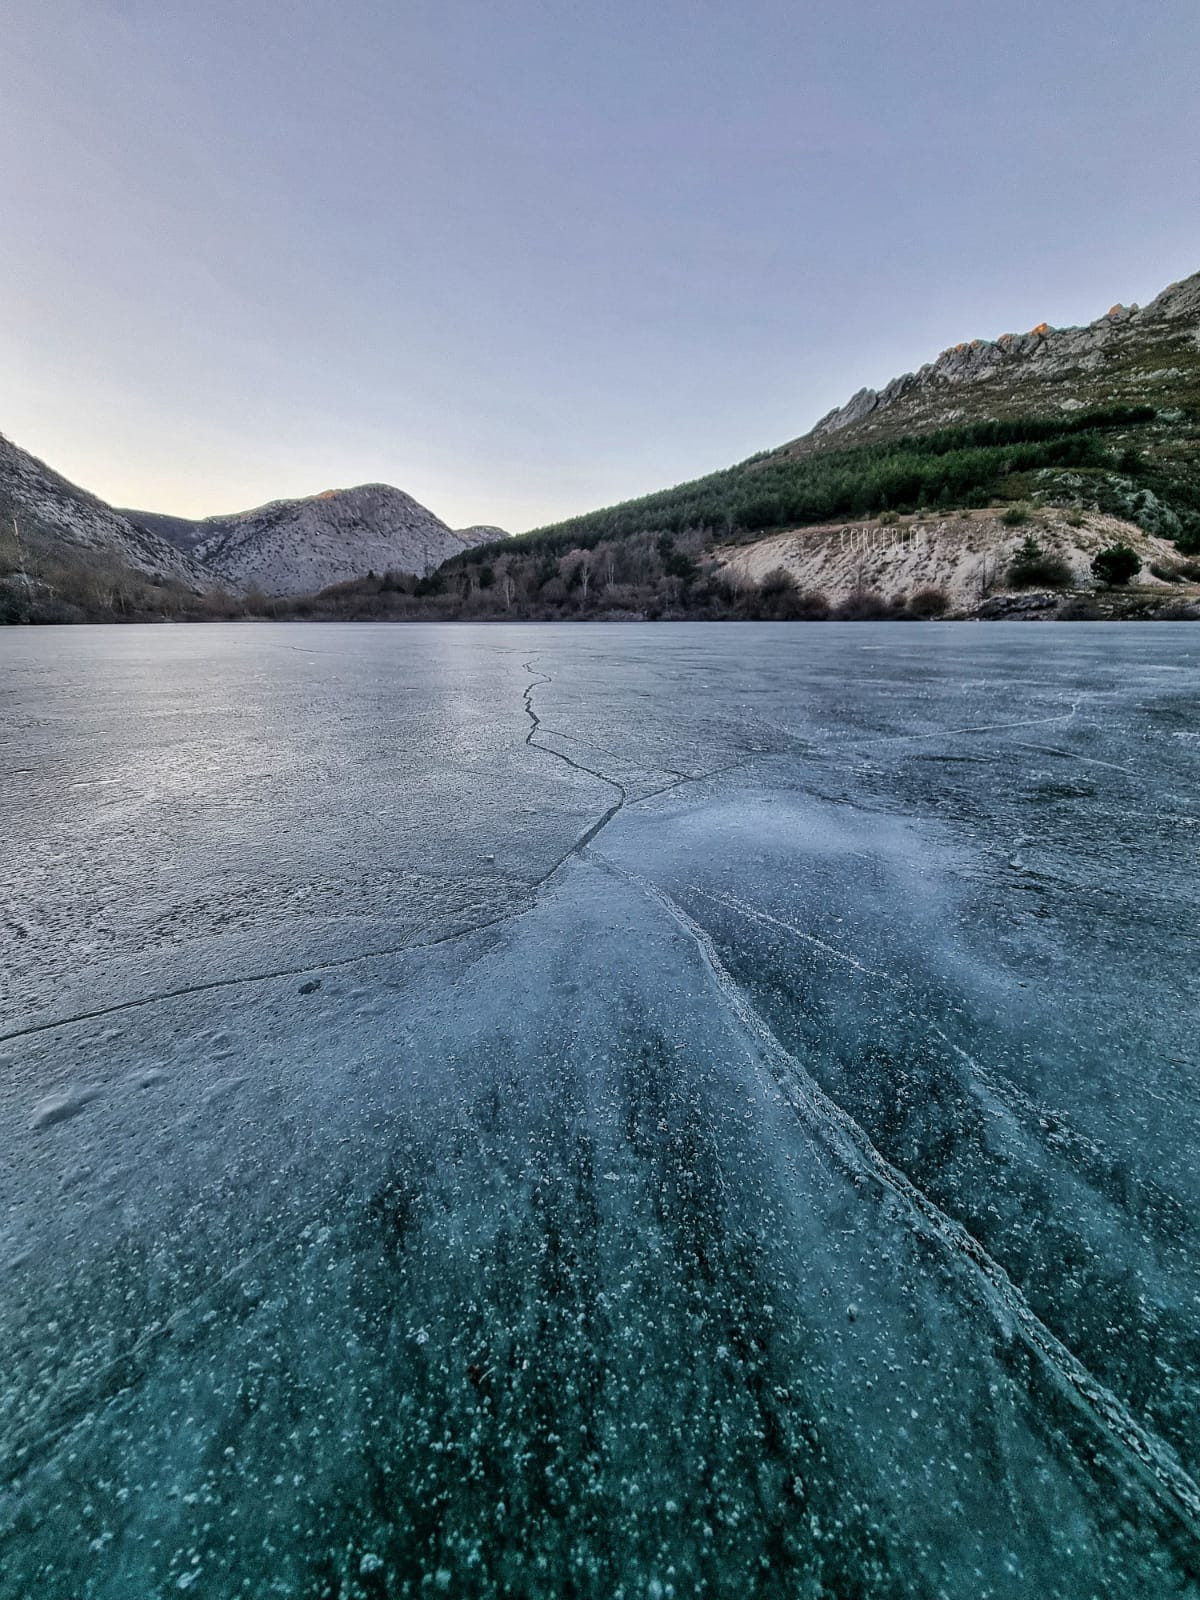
[1, 621, 1198, 1598]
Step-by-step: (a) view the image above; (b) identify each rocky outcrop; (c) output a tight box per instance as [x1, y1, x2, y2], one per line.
[9, 429, 507, 600]
[124, 501, 511, 595]
[803, 270, 1200, 446]
[976, 591, 1059, 619]
[119, 507, 211, 556]
[715, 507, 1190, 616]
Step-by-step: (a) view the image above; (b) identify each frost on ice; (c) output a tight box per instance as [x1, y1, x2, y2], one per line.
[0, 621, 1198, 1598]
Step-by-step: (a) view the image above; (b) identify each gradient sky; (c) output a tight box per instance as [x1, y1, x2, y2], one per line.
[2, 0, 1198, 532]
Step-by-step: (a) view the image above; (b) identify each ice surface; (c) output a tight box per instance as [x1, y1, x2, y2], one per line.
[1, 621, 1199, 1597]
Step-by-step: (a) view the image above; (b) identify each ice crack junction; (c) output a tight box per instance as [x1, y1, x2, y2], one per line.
[522, 662, 628, 875]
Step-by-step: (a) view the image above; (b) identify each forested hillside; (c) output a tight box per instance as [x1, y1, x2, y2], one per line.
[456, 404, 1198, 560]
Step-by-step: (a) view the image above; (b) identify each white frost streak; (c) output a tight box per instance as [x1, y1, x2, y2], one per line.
[604, 858, 1200, 1537]
[691, 888, 879, 976]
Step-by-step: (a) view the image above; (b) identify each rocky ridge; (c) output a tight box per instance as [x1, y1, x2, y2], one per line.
[455, 524, 509, 545]
[796, 271, 1200, 452]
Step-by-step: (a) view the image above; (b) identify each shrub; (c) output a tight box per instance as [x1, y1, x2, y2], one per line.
[1002, 503, 1032, 527]
[1037, 471, 1185, 541]
[744, 568, 830, 620]
[835, 590, 895, 620]
[758, 567, 797, 599]
[0, 581, 30, 624]
[908, 586, 950, 618]
[749, 584, 831, 621]
[1008, 535, 1072, 589]
[1060, 597, 1104, 620]
[785, 588, 832, 620]
[1091, 543, 1141, 587]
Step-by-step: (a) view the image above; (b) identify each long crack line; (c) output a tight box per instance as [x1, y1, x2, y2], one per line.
[595, 852, 1200, 1543]
[0, 906, 532, 1049]
[522, 661, 629, 880]
[3, 662, 701, 1048]
[693, 885, 1174, 1218]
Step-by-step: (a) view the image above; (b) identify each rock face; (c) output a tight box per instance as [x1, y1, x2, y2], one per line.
[716, 507, 1190, 615]
[794, 269, 1200, 452]
[0, 432, 212, 588]
[129, 486, 501, 596]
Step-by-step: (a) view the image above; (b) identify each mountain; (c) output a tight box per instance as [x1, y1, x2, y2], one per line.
[0, 432, 213, 590]
[5, 265, 1198, 625]
[123, 487, 501, 596]
[455, 524, 509, 545]
[418, 266, 1200, 620]
[797, 271, 1200, 451]
[466, 267, 1200, 562]
[2, 429, 505, 618]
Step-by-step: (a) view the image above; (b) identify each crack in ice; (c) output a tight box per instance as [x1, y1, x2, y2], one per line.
[694, 886, 1190, 1301]
[598, 856, 1200, 1542]
[0, 908, 532, 1049]
[521, 661, 629, 880]
[1011, 740, 1139, 775]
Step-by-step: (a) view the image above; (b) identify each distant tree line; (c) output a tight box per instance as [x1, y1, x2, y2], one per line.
[255, 530, 958, 625]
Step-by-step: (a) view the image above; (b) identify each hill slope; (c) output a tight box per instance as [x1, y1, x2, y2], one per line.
[800, 272, 1200, 450]
[0, 433, 213, 589]
[716, 508, 1195, 614]
[464, 268, 1200, 563]
[125, 487, 500, 596]
[121, 508, 210, 555]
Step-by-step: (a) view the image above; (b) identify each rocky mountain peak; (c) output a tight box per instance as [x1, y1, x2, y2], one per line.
[174, 482, 498, 595]
[116, 481, 505, 595]
[800, 268, 1200, 451]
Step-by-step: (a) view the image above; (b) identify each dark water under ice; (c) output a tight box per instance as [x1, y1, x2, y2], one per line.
[1, 621, 1198, 1598]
